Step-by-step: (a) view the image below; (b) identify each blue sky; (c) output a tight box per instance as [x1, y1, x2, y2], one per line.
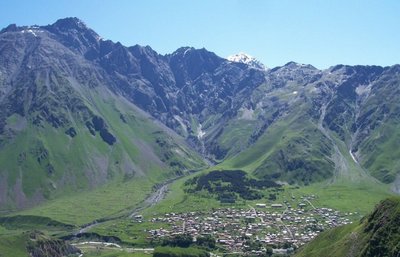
[1, 0, 399, 69]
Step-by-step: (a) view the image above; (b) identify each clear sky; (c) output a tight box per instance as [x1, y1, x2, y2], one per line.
[1, 0, 399, 69]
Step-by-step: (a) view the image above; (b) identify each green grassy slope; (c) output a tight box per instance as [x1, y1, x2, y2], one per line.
[295, 197, 400, 257]
[217, 109, 334, 185]
[323, 66, 400, 184]
[0, 86, 205, 221]
[0, 230, 81, 257]
[0, 233, 30, 257]
[17, 178, 152, 225]
[359, 120, 400, 184]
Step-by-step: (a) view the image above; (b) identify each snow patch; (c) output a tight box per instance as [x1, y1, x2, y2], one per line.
[183, 47, 194, 57]
[173, 115, 187, 134]
[355, 84, 372, 96]
[238, 107, 255, 120]
[21, 28, 43, 37]
[391, 174, 400, 194]
[197, 124, 206, 139]
[349, 150, 358, 164]
[292, 91, 298, 95]
[227, 52, 266, 70]
[174, 148, 184, 156]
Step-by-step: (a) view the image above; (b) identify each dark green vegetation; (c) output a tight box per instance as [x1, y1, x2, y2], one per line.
[161, 234, 216, 250]
[0, 215, 74, 231]
[295, 197, 400, 257]
[27, 231, 81, 257]
[0, 233, 32, 257]
[0, 231, 80, 257]
[185, 170, 280, 201]
[153, 246, 209, 257]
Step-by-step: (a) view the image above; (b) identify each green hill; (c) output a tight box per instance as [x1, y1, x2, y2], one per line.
[0, 231, 80, 257]
[295, 197, 400, 257]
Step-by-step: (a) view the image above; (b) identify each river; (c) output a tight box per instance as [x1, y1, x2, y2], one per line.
[75, 177, 177, 235]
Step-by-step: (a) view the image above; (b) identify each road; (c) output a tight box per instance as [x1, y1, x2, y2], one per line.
[304, 198, 316, 210]
[72, 241, 155, 255]
[279, 206, 294, 240]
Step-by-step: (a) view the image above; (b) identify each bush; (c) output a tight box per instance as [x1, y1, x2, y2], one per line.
[162, 234, 193, 248]
[153, 246, 209, 257]
[196, 235, 216, 249]
[185, 170, 280, 201]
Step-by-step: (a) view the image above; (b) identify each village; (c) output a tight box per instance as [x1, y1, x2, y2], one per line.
[141, 195, 357, 255]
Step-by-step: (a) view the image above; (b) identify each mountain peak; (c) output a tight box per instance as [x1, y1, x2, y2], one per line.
[0, 24, 18, 33]
[43, 17, 102, 55]
[51, 17, 88, 30]
[171, 47, 217, 58]
[283, 61, 317, 70]
[46, 17, 101, 40]
[227, 52, 266, 70]
[168, 47, 224, 66]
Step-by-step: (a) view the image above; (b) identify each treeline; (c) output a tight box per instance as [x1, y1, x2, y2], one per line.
[185, 170, 280, 200]
[153, 246, 209, 257]
[161, 234, 215, 249]
[153, 234, 214, 257]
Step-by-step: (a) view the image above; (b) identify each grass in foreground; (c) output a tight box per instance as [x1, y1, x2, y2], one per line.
[284, 183, 391, 217]
[295, 197, 400, 257]
[0, 233, 30, 257]
[17, 177, 153, 225]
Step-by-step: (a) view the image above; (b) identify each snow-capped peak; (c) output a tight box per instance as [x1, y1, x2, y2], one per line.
[227, 52, 266, 70]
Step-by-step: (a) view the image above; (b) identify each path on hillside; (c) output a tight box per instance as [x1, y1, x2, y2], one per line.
[304, 199, 316, 210]
[279, 206, 294, 240]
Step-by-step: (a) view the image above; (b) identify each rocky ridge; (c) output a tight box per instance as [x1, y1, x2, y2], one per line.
[1, 17, 400, 209]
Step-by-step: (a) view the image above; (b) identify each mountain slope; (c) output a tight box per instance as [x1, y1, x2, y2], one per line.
[38, 18, 400, 190]
[0, 19, 205, 211]
[208, 62, 400, 188]
[295, 197, 400, 257]
[1, 17, 400, 213]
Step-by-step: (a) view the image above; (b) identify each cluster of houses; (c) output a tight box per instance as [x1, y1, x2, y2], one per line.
[143, 197, 356, 254]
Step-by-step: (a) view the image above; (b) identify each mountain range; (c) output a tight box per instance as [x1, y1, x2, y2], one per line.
[1, 17, 400, 212]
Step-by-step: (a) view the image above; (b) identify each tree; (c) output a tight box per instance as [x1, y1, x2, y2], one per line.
[162, 234, 193, 248]
[196, 235, 216, 249]
[266, 247, 273, 256]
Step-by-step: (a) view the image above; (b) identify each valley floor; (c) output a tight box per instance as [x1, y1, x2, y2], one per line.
[70, 174, 391, 256]
[0, 169, 394, 257]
